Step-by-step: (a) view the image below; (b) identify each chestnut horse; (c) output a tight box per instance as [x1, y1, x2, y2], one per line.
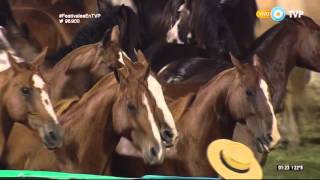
[3, 52, 170, 174]
[42, 26, 123, 102]
[158, 16, 320, 162]
[112, 54, 280, 176]
[0, 48, 63, 162]
[43, 26, 178, 145]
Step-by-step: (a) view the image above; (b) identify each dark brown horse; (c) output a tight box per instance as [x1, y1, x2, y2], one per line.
[112, 54, 280, 177]
[0, 48, 63, 162]
[3, 52, 171, 174]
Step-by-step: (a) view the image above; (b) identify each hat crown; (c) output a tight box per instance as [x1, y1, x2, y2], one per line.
[222, 143, 255, 171]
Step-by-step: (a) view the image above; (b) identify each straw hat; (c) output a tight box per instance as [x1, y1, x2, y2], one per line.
[207, 139, 263, 179]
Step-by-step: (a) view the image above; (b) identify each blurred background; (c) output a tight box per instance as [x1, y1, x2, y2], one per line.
[256, 0, 320, 178]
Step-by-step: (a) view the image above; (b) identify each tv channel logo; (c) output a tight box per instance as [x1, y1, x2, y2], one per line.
[271, 6, 286, 22]
[256, 6, 304, 22]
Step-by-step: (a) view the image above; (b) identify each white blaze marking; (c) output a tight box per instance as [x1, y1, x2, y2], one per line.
[142, 93, 163, 159]
[32, 74, 59, 124]
[260, 79, 281, 147]
[147, 75, 178, 138]
[166, 18, 184, 44]
[111, 0, 138, 14]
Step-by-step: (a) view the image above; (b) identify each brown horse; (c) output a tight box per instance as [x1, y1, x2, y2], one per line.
[158, 15, 320, 162]
[3, 52, 170, 174]
[42, 26, 123, 101]
[42, 25, 178, 145]
[112, 54, 280, 176]
[0, 48, 63, 161]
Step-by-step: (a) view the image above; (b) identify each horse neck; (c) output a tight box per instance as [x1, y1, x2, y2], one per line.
[45, 44, 100, 101]
[57, 75, 120, 173]
[257, 26, 300, 110]
[0, 71, 14, 159]
[173, 70, 236, 175]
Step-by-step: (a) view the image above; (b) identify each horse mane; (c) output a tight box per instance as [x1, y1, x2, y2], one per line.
[46, 43, 99, 78]
[243, 21, 285, 58]
[46, 5, 140, 66]
[190, 0, 240, 56]
[60, 71, 117, 124]
[155, 0, 184, 33]
[283, 15, 320, 30]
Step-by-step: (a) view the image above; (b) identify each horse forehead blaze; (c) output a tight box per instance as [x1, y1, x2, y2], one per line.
[142, 93, 163, 159]
[259, 78, 280, 147]
[146, 75, 177, 135]
[32, 74, 59, 124]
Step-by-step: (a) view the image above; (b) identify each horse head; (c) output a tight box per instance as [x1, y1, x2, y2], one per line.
[227, 53, 281, 153]
[112, 50, 178, 164]
[1, 48, 63, 149]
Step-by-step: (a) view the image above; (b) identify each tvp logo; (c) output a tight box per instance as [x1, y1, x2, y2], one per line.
[271, 6, 286, 22]
[257, 6, 304, 22]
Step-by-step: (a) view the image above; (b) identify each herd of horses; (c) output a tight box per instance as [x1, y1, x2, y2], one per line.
[0, 0, 320, 177]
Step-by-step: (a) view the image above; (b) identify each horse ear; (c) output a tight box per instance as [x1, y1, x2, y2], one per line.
[32, 47, 48, 70]
[7, 53, 22, 72]
[229, 52, 243, 72]
[142, 64, 151, 80]
[97, 0, 113, 14]
[111, 25, 120, 45]
[253, 54, 263, 68]
[114, 69, 128, 88]
[121, 52, 134, 69]
[136, 50, 149, 67]
[102, 28, 112, 47]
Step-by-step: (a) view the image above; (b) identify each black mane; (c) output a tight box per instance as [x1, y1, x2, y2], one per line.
[189, 0, 240, 56]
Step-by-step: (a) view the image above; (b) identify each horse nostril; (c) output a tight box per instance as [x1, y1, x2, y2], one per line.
[267, 133, 273, 142]
[162, 129, 174, 140]
[150, 146, 159, 158]
[48, 131, 57, 141]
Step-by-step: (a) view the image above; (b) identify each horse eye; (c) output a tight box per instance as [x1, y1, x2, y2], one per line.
[127, 103, 136, 113]
[245, 89, 253, 97]
[21, 87, 32, 96]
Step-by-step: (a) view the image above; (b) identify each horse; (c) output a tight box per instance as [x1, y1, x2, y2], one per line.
[0, 0, 40, 60]
[220, 0, 257, 53]
[157, 16, 320, 162]
[43, 25, 124, 102]
[46, 4, 140, 67]
[8, 0, 92, 54]
[0, 46, 63, 163]
[3, 51, 174, 174]
[44, 25, 178, 145]
[111, 54, 281, 177]
[165, 0, 241, 57]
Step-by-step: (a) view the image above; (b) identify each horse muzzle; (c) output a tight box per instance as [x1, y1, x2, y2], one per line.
[160, 128, 178, 148]
[143, 144, 164, 165]
[256, 133, 278, 153]
[40, 122, 64, 150]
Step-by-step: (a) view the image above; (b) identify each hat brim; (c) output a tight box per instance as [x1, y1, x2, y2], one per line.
[207, 139, 263, 179]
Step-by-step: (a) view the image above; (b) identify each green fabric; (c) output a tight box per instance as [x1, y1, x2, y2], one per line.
[142, 175, 217, 179]
[0, 170, 124, 179]
[0, 170, 218, 179]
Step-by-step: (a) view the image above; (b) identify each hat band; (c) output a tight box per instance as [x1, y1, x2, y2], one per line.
[220, 151, 250, 173]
